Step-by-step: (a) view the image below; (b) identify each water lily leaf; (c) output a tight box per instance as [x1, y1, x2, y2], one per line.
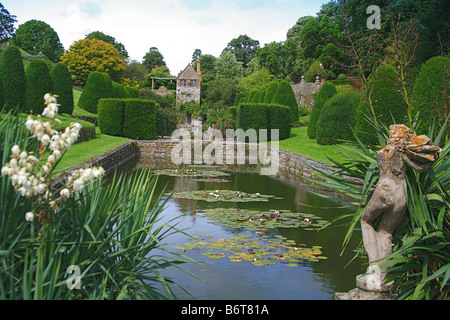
[173, 190, 275, 202]
[153, 169, 231, 177]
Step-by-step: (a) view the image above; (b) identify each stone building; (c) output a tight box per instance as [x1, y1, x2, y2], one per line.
[176, 60, 202, 106]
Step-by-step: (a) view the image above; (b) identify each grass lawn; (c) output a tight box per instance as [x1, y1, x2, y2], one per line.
[272, 126, 350, 165]
[54, 127, 130, 173]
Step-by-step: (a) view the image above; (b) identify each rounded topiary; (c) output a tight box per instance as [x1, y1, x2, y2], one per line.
[355, 65, 408, 144]
[272, 80, 299, 123]
[25, 58, 54, 115]
[233, 93, 246, 106]
[316, 92, 360, 145]
[264, 81, 279, 104]
[112, 82, 126, 98]
[51, 62, 74, 115]
[98, 98, 126, 137]
[413, 56, 450, 135]
[0, 46, 26, 111]
[78, 71, 111, 114]
[308, 81, 337, 139]
[124, 99, 157, 140]
[124, 86, 139, 98]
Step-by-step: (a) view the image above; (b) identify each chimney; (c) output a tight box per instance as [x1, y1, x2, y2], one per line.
[196, 58, 201, 78]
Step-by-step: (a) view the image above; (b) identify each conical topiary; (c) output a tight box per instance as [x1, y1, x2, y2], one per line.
[307, 81, 337, 139]
[51, 62, 74, 115]
[78, 71, 112, 114]
[272, 80, 299, 123]
[0, 46, 27, 111]
[25, 58, 54, 115]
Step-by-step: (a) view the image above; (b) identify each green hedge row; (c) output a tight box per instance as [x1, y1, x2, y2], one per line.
[237, 103, 291, 141]
[98, 98, 157, 140]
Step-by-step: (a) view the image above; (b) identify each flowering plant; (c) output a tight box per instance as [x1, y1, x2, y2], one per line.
[1, 94, 104, 223]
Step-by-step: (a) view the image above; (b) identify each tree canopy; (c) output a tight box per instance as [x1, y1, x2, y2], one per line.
[142, 47, 167, 73]
[85, 31, 129, 60]
[0, 3, 17, 43]
[222, 35, 260, 69]
[14, 20, 64, 62]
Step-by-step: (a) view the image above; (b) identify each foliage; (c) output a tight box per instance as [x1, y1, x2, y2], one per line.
[0, 46, 26, 111]
[222, 34, 260, 69]
[0, 108, 195, 298]
[413, 56, 449, 136]
[123, 86, 139, 98]
[193, 54, 217, 83]
[315, 92, 360, 145]
[272, 80, 299, 123]
[142, 47, 167, 73]
[237, 68, 272, 95]
[98, 98, 126, 137]
[140, 88, 175, 109]
[51, 63, 74, 115]
[0, 3, 17, 43]
[24, 59, 54, 115]
[203, 78, 238, 109]
[307, 81, 337, 139]
[237, 103, 269, 140]
[263, 81, 279, 104]
[85, 30, 128, 60]
[123, 60, 148, 86]
[156, 107, 179, 137]
[304, 59, 326, 82]
[307, 119, 450, 300]
[214, 51, 243, 80]
[14, 20, 64, 63]
[111, 81, 126, 98]
[78, 71, 112, 114]
[267, 104, 291, 140]
[355, 65, 409, 145]
[124, 99, 157, 140]
[61, 38, 126, 85]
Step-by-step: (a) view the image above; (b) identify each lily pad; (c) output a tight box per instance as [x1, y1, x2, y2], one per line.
[199, 208, 328, 230]
[172, 190, 276, 202]
[153, 169, 230, 177]
[176, 234, 326, 268]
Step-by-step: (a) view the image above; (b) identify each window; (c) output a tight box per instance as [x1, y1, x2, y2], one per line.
[191, 80, 197, 87]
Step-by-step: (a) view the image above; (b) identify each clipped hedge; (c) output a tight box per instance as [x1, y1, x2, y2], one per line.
[413, 56, 450, 135]
[0, 46, 26, 111]
[156, 107, 178, 137]
[78, 71, 112, 114]
[124, 99, 157, 140]
[112, 81, 126, 98]
[124, 86, 139, 98]
[272, 80, 299, 123]
[237, 103, 291, 141]
[25, 58, 54, 115]
[267, 104, 291, 140]
[316, 92, 360, 145]
[98, 98, 126, 137]
[308, 81, 337, 139]
[51, 62, 74, 115]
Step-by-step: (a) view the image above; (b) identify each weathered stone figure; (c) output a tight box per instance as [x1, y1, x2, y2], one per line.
[357, 124, 442, 292]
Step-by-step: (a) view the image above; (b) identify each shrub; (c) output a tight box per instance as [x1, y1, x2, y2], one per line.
[78, 71, 112, 114]
[272, 80, 299, 123]
[413, 56, 450, 135]
[124, 99, 157, 140]
[267, 104, 291, 140]
[307, 81, 337, 139]
[124, 86, 139, 98]
[237, 103, 291, 141]
[264, 81, 279, 104]
[228, 106, 238, 122]
[337, 74, 347, 80]
[156, 107, 178, 137]
[355, 65, 408, 144]
[25, 59, 54, 115]
[98, 98, 126, 137]
[316, 92, 360, 145]
[51, 63, 74, 115]
[112, 82, 126, 98]
[0, 46, 26, 111]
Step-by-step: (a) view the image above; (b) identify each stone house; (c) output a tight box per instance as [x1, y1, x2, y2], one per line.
[176, 60, 202, 107]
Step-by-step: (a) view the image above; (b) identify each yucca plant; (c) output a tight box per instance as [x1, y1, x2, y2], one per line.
[0, 104, 199, 300]
[306, 116, 449, 300]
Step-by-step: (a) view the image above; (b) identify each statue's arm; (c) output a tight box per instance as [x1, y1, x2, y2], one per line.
[401, 153, 432, 172]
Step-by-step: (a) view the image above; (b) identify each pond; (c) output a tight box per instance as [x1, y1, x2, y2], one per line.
[122, 165, 365, 300]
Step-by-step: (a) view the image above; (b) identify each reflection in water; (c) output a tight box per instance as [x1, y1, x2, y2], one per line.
[123, 168, 364, 300]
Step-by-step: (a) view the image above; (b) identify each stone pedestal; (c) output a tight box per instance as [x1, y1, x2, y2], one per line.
[334, 287, 397, 300]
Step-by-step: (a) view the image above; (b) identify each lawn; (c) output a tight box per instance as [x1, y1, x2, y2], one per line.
[273, 126, 350, 165]
[54, 127, 130, 173]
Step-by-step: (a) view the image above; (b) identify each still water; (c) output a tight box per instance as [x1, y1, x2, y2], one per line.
[125, 167, 364, 300]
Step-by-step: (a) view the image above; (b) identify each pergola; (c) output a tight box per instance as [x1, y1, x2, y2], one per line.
[150, 77, 176, 90]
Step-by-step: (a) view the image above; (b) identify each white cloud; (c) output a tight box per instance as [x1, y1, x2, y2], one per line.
[4, 0, 324, 75]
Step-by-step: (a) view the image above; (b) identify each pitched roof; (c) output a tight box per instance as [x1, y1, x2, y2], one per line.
[177, 64, 201, 81]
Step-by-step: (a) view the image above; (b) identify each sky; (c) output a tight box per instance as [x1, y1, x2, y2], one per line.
[3, 0, 328, 75]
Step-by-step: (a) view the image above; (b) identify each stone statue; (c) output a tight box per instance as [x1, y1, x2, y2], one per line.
[357, 124, 442, 292]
